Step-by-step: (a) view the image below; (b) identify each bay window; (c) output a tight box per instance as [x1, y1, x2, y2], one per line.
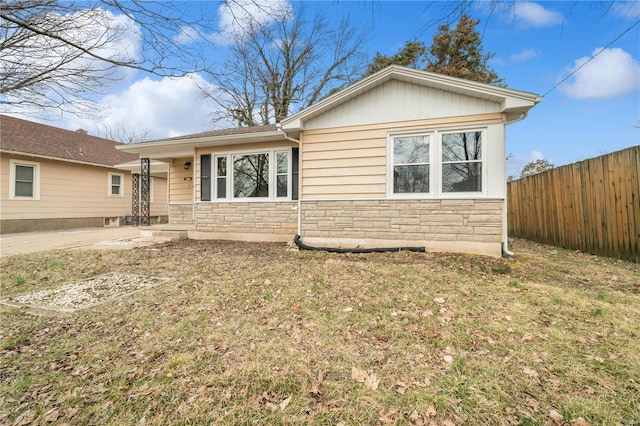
[204, 148, 295, 201]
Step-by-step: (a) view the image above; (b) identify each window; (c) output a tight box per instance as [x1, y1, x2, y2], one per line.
[392, 135, 430, 194]
[388, 129, 485, 197]
[9, 160, 39, 200]
[206, 149, 294, 201]
[441, 131, 482, 193]
[276, 151, 289, 198]
[109, 173, 124, 196]
[234, 153, 269, 198]
[215, 156, 227, 199]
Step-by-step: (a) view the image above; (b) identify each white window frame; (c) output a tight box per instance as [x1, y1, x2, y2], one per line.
[9, 159, 40, 200]
[210, 148, 292, 202]
[387, 127, 487, 199]
[108, 172, 124, 197]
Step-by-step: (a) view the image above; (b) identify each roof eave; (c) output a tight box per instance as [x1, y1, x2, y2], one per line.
[0, 149, 134, 168]
[117, 130, 289, 157]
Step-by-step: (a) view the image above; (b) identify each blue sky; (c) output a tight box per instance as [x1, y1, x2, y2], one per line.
[6, 1, 639, 178]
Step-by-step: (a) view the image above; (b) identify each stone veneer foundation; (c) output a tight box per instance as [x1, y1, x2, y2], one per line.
[169, 204, 194, 225]
[171, 199, 504, 256]
[191, 201, 298, 242]
[300, 199, 504, 257]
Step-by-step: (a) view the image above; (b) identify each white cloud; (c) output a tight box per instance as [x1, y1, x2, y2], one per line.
[510, 48, 540, 63]
[175, 26, 201, 44]
[512, 2, 563, 28]
[560, 47, 640, 99]
[611, 1, 640, 19]
[62, 74, 227, 140]
[213, 0, 292, 45]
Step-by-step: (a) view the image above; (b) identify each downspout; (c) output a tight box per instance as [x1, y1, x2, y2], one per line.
[277, 124, 302, 235]
[191, 150, 196, 223]
[502, 112, 528, 258]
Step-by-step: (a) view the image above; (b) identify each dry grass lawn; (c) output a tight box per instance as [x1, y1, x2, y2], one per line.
[1, 238, 639, 425]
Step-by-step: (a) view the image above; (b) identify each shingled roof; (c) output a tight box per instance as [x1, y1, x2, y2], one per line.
[0, 115, 139, 166]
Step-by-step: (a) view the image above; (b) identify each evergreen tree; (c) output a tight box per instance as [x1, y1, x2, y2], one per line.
[365, 41, 427, 76]
[426, 14, 504, 86]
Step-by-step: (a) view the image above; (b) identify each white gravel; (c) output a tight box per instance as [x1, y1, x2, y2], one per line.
[2, 273, 170, 314]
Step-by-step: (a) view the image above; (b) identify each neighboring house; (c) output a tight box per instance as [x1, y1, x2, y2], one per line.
[119, 66, 541, 256]
[0, 115, 168, 234]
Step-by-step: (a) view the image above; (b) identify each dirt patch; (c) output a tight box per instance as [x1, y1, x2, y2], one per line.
[0, 273, 171, 315]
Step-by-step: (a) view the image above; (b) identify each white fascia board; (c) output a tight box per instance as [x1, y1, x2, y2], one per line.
[117, 130, 287, 158]
[113, 160, 170, 175]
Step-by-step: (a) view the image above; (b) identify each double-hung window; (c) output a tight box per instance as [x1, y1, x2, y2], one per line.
[109, 173, 124, 196]
[441, 131, 482, 193]
[206, 149, 294, 201]
[10, 160, 39, 200]
[391, 134, 431, 195]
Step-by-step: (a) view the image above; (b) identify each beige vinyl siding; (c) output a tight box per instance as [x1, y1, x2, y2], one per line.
[1, 154, 133, 220]
[150, 177, 168, 215]
[304, 79, 501, 130]
[169, 157, 193, 203]
[301, 114, 503, 199]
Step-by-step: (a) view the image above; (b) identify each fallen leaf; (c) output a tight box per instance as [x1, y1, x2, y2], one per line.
[351, 365, 379, 391]
[425, 405, 437, 417]
[549, 409, 563, 424]
[433, 297, 445, 304]
[279, 395, 291, 411]
[571, 417, 590, 426]
[365, 372, 379, 391]
[521, 333, 534, 342]
[395, 380, 407, 394]
[42, 408, 60, 423]
[351, 365, 367, 382]
[408, 409, 422, 424]
[65, 406, 80, 419]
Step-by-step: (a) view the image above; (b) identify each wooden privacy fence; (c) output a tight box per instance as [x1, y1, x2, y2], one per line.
[507, 145, 639, 262]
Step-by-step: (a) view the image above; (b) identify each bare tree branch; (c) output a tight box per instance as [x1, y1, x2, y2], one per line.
[202, 5, 368, 126]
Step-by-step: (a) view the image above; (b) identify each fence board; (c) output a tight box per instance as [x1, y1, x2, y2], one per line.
[507, 145, 639, 262]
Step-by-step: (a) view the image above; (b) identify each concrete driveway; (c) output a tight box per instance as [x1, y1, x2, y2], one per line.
[0, 226, 154, 257]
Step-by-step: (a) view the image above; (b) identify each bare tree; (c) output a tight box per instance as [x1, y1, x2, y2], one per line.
[96, 122, 151, 144]
[203, 5, 368, 126]
[1, 0, 215, 115]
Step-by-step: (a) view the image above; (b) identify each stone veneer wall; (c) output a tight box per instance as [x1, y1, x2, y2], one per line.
[193, 202, 298, 242]
[300, 199, 504, 256]
[169, 204, 194, 224]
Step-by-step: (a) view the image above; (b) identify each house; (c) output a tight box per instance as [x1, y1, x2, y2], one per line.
[0, 115, 168, 234]
[118, 66, 541, 257]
